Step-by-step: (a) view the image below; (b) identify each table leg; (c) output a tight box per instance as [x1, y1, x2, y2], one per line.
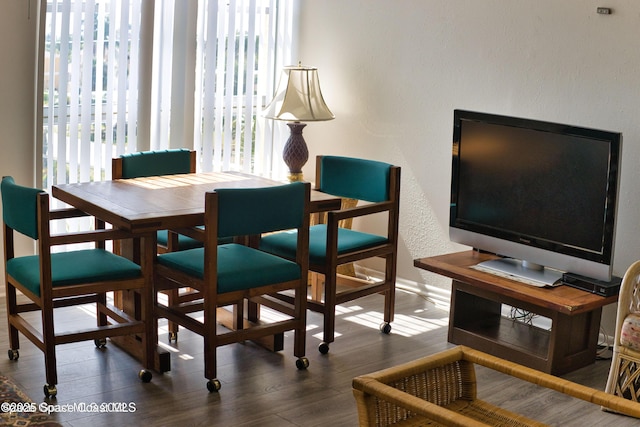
[112, 236, 171, 373]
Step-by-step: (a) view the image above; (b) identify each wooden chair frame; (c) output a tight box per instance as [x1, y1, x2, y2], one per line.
[154, 183, 311, 392]
[265, 156, 400, 353]
[3, 183, 155, 397]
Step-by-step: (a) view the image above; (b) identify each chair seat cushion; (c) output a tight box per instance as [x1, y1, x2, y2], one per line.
[621, 313, 640, 350]
[157, 243, 301, 293]
[260, 224, 388, 265]
[6, 249, 142, 297]
[156, 230, 203, 250]
[156, 229, 233, 250]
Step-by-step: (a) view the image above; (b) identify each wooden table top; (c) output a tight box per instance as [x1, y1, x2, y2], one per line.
[52, 172, 342, 233]
[414, 250, 618, 315]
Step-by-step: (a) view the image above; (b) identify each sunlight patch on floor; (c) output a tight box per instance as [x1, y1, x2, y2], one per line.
[343, 310, 448, 338]
[156, 328, 181, 354]
[68, 289, 446, 356]
[312, 331, 342, 340]
[306, 323, 320, 332]
[257, 309, 290, 322]
[335, 304, 363, 314]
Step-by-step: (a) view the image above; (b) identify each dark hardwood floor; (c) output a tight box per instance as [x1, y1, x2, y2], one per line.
[0, 289, 637, 426]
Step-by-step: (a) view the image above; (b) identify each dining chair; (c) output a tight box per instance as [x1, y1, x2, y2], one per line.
[260, 155, 401, 354]
[154, 182, 311, 392]
[605, 260, 640, 404]
[112, 149, 201, 253]
[113, 148, 209, 342]
[1, 176, 155, 398]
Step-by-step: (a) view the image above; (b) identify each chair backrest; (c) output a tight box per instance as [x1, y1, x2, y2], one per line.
[1, 176, 44, 240]
[620, 261, 640, 314]
[213, 182, 310, 238]
[315, 155, 394, 203]
[615, 260, 640, 342]
[112, 149, 196, 179]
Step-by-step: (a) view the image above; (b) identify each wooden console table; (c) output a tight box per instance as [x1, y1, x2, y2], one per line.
[414, 251, 618, 375]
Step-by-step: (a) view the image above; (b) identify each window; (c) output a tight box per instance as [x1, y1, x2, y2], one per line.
[41, 0, 294, 190]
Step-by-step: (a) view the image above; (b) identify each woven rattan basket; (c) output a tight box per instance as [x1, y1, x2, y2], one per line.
[352, 346, 640, 427]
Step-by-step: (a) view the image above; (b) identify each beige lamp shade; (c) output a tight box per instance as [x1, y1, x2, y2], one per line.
[264, 64, 334, 181]
[263, 65, 335, 122]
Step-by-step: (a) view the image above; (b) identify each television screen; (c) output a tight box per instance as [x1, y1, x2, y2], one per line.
[450, 110, 621, 284]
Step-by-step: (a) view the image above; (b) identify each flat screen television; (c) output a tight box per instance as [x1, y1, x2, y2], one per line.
[449, 110, 622, 285]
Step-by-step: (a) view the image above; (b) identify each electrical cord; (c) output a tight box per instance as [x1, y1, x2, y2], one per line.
[596, 325, 612, 360]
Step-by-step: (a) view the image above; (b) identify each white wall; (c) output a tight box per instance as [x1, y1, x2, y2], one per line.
[297, 0, 640, 331]
[0, 1, 39, 278]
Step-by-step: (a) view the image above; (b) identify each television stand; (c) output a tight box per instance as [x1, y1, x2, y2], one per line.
[414, 250, 618, 375]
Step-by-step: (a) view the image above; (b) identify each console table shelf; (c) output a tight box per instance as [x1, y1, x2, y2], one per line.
[414, 250, 618, 375]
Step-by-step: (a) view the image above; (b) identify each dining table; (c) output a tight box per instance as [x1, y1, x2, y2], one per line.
[52, 171, 343, 373]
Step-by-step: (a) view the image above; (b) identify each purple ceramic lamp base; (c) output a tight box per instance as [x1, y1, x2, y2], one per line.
[282, 122, 309, 182]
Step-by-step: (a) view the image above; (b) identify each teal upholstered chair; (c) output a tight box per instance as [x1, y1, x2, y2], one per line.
[260, 156, 401, 354]
[112, 149, 202, 252]
[154, 182, 311, 392]
[1, 176, 155, 398]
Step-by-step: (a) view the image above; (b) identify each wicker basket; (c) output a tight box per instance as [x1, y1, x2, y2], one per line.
[352, 346, 640, 427]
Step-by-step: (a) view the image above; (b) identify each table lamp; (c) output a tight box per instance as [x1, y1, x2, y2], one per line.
[263, 63, 334, 181]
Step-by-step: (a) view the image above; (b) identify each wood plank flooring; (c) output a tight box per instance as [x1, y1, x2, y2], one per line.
[0, 289, 637, 426]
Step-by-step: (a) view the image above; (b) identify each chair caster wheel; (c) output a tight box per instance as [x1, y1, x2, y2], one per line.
[296, 357, 309, 370]
[380, 322, 392, 334]
[168, 331, 178, 342]
[318, 342, 330, 354]
[138, 369, 152, 383]
[44, 384, 57, 398]
[94, 338, 107, 348]
[207, 379, 221, 392]
[8, 349, 19, 361]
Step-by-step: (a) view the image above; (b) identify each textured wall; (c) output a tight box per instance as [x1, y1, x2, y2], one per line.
[296, 1, 640, 328]
[0, 0, 38, 278]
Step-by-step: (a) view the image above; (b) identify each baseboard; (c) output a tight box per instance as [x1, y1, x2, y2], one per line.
[354, 265, 451, 311]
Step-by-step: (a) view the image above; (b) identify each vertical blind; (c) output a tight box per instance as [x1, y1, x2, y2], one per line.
[43, 0, 142, 188]
[41, 0, 293, 191]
